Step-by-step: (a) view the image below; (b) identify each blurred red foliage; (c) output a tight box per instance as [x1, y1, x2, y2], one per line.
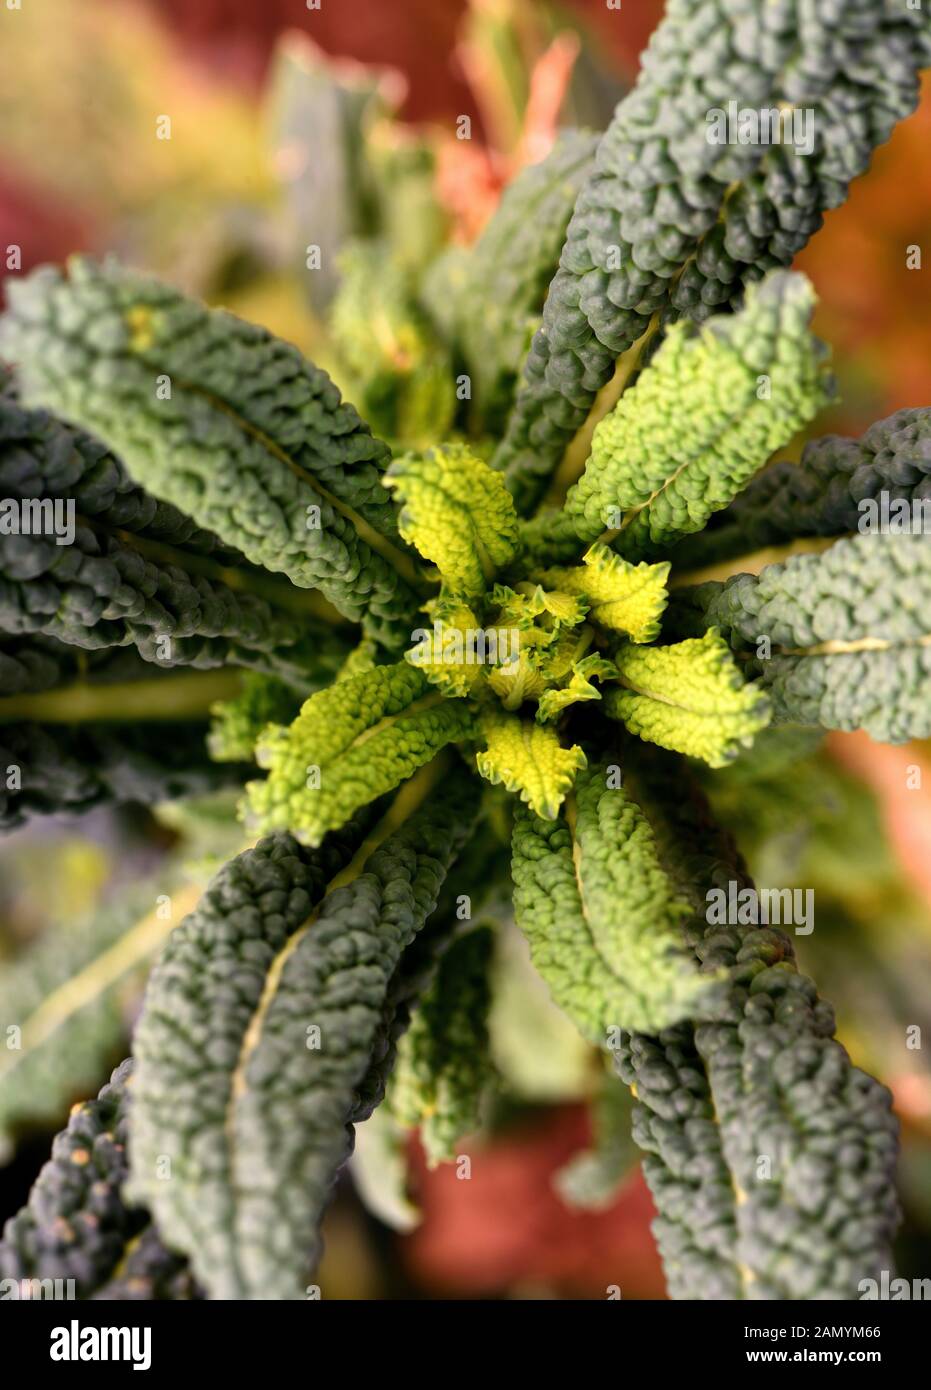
[138, 0, 476, 118]
[0, 170, 94, 295]
[139, 0, 663, 112]
[402, 1105, 667, 1299]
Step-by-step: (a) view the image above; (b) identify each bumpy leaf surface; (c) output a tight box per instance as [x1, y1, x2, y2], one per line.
[604, 629, 770, 767]
[616, 754, 900, 1300]
[564, 273, 830, 553]
[390, 924, 495, 1166]
[127, 769, 479, 1299]
[0, 259, 422, 646]
[510, 760, 718, 1038]
[673, 533, 931, 741]
[476, 708, 585, 819]
[246, 662, 474, 845]
[493, 1, 931, 508]
[452, 130, 599, 439]
[0, 380, 348, 678]
[536, 544, 669, 642]
[385, 444, 520, 600]
[670, 406, 931, 570]
[0, 1061, 192, 1299]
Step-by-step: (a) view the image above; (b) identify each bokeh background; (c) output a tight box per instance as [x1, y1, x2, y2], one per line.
[1, 0, 930, 1299]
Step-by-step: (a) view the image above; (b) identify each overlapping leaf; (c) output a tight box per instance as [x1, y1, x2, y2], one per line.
[604, 629, 770, 768]
[127, 767, 479, 1299]
[0, 258, 423, 647]
[245, 661, 474, 845]
[510, 758, 718, 1039]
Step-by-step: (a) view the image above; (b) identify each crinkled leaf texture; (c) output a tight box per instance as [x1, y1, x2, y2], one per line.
[384, 443, 521, 601]
[0, 258, 422, 648]
[668, 406, 931, 571]
[672, 533, 931, 742]
[510, 759, 720, 1039]
[127, 765, 479, 1300]
[439, 128, 599, 440]
[564, 272, 831, 554]
[535, 544, 669, 643]
[0, 377, 349, 680]
[493, 0, 930, 509]
[614, 753, 900, 1300]
[246, 662, 475, 845]
[0, 1061, 198, 1301]
[476, 708, 586, 820]
[390, 923, 495, 1167]
[604, 629, 770, 768]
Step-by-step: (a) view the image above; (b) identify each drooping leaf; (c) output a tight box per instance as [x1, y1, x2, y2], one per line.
[0, 1061, 195, 1299]
[127, 767, 479, 1299]
[349, 1105, 421, 1234]
[267, 35, 394, 314]
[390, 924, 495, 1166]
[0, 837, 244, 1153]
[554, 1061, 637, 1211]
[615, 752, 900, 1300]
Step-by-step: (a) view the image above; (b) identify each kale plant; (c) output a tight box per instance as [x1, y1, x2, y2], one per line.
[0, 0, 929, 1302]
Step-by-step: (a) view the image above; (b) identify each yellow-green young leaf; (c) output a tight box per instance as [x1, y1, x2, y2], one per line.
[537, 626, 595, 683]
[486, 648, 548, 710]
[476, 708, 585, 819]
[603, 630, 770, 768]
[565, 272, 832, 555]
[384, 444, 520, 598]
[245, 662, 474, 844]
[490, 583, 542, 628]
[491, 582, 588, 630]
[510, 761, 719, 1040]
[536, 655, 617, 724]
[406, 597, 485, 698]
[537, 545, 669, 643]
